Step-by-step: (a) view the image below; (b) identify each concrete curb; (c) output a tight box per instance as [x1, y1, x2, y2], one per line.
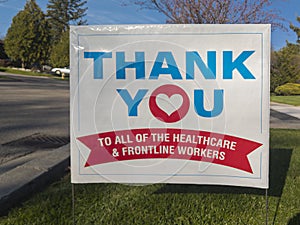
[0, 144, 70, 215]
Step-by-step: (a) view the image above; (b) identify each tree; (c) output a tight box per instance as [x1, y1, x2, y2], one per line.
[4, 0, 50, 68]
[50, 30, 69, 67]
[47, 0, 87, 44]
[271, 17, 300, 92]
[290, 16, 300, 44]
[130, 0, 284, 29]
[0, 40, 8, 59]
[47, 0, 87, 66]
[271, 43, 300, 92]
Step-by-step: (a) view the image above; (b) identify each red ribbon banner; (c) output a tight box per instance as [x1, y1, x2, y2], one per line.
[77, 128, 262, 173]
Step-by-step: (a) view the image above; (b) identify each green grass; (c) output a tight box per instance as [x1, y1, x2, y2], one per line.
[0, 129, 299, 225]
[0, 67, 52, 77]
[271, 95, 300, 106]
[0, 67, 68, 80]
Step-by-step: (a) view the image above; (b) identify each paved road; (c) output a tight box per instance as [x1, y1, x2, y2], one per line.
[0, 73, 69, 164]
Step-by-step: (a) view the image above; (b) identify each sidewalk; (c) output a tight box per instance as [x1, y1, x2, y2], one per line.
[270, 102, 300, 129]
[0, 144, 69, 215]
[270, 102, 300, 119]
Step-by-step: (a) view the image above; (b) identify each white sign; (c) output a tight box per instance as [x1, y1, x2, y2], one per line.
[70, 24, 270, 188]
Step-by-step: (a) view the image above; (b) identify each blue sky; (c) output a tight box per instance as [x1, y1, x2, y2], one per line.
[0, 0, 299, 50]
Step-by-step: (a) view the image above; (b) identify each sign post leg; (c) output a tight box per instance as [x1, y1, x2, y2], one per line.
[72, 184, 76, 225]
[265, 188, 268, 225]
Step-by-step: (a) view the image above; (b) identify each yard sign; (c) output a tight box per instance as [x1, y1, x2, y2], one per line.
[70, 24, 270, 188]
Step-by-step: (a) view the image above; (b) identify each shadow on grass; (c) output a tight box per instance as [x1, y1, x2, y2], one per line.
[288, 213, 300, 225]
[155, 148, 292, 197]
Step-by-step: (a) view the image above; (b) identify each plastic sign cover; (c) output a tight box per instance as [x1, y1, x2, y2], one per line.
[70, 24, 270, 188]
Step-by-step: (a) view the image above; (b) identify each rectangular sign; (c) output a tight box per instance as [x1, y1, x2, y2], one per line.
[70, 24, 270, 188]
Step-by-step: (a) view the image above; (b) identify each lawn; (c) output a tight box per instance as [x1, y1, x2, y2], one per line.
[0, 67, 67, 80]
[0, 129, 299, 225]
[271, 95, 300, 106]
[0, 67, 51, 77]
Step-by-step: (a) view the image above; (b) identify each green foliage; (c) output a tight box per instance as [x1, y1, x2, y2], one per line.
[274, 83, 300, 96]
[4, 0, 51, 69]
[290, 16, 300, 44]
[271, 43, 300, 92]
[47, 0, 87, 67]
[47, 0, 87, 44]
[50, 31, 69, 67]
[271, 17, 300, 92]
[0, 129, 299, 225]
[0, 40, 8, 59]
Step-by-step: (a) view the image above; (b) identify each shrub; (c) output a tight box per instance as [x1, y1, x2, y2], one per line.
[275, 83, 300, 95]
[0, 59, 11, 67]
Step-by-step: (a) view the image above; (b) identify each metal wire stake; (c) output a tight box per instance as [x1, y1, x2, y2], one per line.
[265, 189, 268, 225]
[72, 184, 75, 225]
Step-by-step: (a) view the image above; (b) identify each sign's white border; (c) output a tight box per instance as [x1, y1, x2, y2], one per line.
[70, 24, 270, 188]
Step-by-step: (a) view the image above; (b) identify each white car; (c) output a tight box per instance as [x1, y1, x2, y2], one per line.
[51, 67, 70, 75]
